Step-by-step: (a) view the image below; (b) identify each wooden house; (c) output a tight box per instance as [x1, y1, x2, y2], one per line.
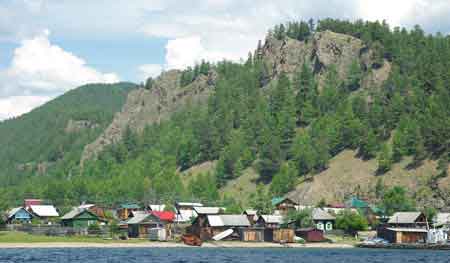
[190, 214, 250, 240]
[295, 228, 325, 242]
[272, 197, 298, 214]
[387, 212, 428, 228]
[256, 215, 284, 229]
[378, 227, 428, 244]
[312, 208, 335, 231]
[61, 208, 107, 228]
[126, 211, 175, 239]
[242, 209, 258, 225]
[434, 213, 450, 228]
[175, 202, 203, 223]
[117, 203, 140, 221]
[28, 205, 59, 223]
[273, 228, 295, 243]
[6, 207, 33, 224]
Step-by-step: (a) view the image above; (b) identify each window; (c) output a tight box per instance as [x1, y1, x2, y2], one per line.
[326, 222, 333, 231]
[316, 222, 324, 230]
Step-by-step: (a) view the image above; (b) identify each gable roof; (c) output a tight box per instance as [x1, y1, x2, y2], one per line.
[29, 205, 59, 217]
[120, 203, 140, 209]
[8, 207, 32, 219]
[149, 205, 166, 211]
[243, 209, 257, 216]
[176, 202, 203, 207]
[194, 206, 223, 215]
[174, 209, 197, 222]
[126, 213, 153, 225]
[312, 208, 336, 221]
[388, 212, 424, 224]
[259, 215, 284, 224]
[207, 215, 250, 227]
[61, 208, 99, 220]
[346, 197, 369, 208]
[151, 211, 175, 222]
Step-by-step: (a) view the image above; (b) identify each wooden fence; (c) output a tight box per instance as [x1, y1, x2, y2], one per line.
[6, 224, 109, 237]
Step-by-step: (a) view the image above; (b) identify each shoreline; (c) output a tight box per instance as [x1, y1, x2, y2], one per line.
[0, 241, 355, 249]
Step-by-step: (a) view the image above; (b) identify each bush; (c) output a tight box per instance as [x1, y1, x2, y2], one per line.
[88, 223, 101, 235]
[336, 210, 368, 234]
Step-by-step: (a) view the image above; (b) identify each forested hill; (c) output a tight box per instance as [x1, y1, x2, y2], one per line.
[0, 83, 136, 198]
[0, 19, 449, 212]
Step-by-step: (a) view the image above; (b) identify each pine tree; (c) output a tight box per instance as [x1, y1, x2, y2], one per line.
[377, 143, 393, 174]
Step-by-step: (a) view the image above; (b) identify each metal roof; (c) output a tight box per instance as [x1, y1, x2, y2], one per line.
[386, 227, 428, 233]
[174, 209, 197, 222]
[193, 207, 223, 215]
[207, 215, 250, 227]
[388, 212, 423, 224]
[61, 208, 97, 220]
[149, 205, 166, 211]
[176, 202, 203, 207]
[126, 213, 155, 224]
[8, 207, 31, 219]
[120, 203, 140, 209]
[312, 208, 336, 221]
[259, 215, 284, 224]
[29, 205, 59, 217]
[243, 209, 257, 216]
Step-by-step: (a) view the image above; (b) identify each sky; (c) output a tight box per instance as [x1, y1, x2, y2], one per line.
[1, 0, 450, 120]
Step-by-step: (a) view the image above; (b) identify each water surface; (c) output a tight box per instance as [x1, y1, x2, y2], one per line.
[0, 248, 448, 263]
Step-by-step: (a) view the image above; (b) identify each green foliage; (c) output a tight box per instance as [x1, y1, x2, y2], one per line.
[188, 172, 219, 203]
[249, 184, 272, 214]
[270, 162, 297, 196]
[286, 208, 313, 228]
[336, 210, 369, 233]
[380, 186, 416, 216]
[377, 143, 393, 174]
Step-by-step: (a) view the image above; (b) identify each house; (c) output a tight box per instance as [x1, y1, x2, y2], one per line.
[295, 228, 325, 242]
[117, 203, 140, 221]
[24, 199, 42, 208]
[242, 209, 258, 225]
[148, 204, 166, 212]
[127, 211, 175, 239]
[272, 197, 298, 214]
[255, 215, 284, 229]
[6, 207, 33, 224]
[378, 227, 428, 244]
[78, 204, 106, 219]
[174, 202, 203, 223]
[387, 212, 428, 228]
[28, 205, 59, 222]
[312, 208, 335, 231]
[434, 213, 450, 228]
[190, 214, 250, 240]
[60, 208, 107, 228]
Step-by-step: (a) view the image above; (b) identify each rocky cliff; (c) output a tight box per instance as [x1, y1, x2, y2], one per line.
[80, 70, 216, 164]
[81, 30, 390, 164]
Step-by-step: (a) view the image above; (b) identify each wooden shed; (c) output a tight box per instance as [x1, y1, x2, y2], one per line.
[61, 208, 107, 228]
[378, 227, 428, 244]
[273, 228, 295, 243]
[295, 228, 325, 242]
[239, 227, 264, 242]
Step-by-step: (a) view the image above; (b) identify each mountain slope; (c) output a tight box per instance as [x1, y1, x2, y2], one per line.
[0, 82, 136, 181]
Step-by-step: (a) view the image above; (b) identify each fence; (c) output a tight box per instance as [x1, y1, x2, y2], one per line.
[6, 224, 110, 237]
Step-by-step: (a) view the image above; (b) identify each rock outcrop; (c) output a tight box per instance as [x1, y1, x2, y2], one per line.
[80, 70, 216, 164]
[81, 31, 391, 164]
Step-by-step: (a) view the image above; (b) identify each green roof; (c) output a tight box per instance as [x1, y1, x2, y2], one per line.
[120, 203, 140, 209]
[271, 197, 285, 206]
[346, 197, 369, 208]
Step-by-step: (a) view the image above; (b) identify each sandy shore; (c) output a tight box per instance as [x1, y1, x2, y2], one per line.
[0, 241, 354, 249]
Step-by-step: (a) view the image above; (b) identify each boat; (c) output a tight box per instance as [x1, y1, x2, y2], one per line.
[181, 234, 203, 246]
[212, 229, 234, 241]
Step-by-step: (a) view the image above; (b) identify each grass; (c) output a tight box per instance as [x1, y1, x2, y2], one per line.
[325, 234, 360, 245]
[0, 231, 147, 243]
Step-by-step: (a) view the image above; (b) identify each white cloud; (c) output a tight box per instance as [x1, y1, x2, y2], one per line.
[0, 29, 119, 119]
[138, 64, 163, 80]
[0, 95, 50, 120]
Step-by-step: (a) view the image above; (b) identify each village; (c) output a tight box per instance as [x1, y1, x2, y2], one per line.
[1, 196, 450, 248]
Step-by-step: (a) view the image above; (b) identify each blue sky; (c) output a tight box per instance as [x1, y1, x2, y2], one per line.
[1, 0, 450, 120]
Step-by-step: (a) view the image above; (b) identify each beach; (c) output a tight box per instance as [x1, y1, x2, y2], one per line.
[0, 241, 354, 249]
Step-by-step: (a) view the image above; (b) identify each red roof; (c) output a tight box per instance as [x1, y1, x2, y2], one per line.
[24, 199, 42, 207]
[151, 211, 175, 222]
[330, 203, 346, 208]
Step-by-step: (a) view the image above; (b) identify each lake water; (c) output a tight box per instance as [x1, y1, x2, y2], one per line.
[0, 248, 448, 263]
